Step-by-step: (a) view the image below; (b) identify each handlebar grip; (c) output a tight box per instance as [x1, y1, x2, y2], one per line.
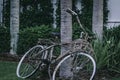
[66, 8, 77, 16]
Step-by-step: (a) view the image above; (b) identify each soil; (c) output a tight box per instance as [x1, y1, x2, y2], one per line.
[0, 53, 120, 80]
[0, 53, 21, 62]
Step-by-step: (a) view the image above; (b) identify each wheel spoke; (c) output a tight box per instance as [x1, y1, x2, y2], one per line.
[52, 51, 96, 80]
[16, 45, 45, 79]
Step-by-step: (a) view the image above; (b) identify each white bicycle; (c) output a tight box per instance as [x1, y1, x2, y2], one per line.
[16, 9, 96, 80]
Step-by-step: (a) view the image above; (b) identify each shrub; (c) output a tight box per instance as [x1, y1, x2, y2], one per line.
[93, 39, 113, 69]
[0, 27, 10, 53]
[17, 25, 53, 54]
[72, 23, 82, 39]
[72, 23, 94, 39]
[93, 26, 120, 73]
[93, 37, 120, 73]
[104, 26, 120, 44]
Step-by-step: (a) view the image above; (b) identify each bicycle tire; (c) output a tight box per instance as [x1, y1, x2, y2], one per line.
[16, 45, 45, 79]
[52, 51, 96, 80]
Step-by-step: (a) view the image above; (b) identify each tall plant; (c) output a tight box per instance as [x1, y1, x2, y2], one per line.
[93, 37, 120, 73]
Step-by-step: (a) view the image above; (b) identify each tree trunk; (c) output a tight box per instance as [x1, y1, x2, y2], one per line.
[0, 0, 3, 26]
[92, 0, 103, 41]
[60, 0, 73, 78]
[10, 0, 19, 55]
[51, 0, 57, 29]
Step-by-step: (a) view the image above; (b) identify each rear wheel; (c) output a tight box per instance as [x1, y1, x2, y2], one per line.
[16, 45, 45, 79]
[52, 51, 96, 80]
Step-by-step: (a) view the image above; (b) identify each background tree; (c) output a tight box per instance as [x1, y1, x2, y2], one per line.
[92, 0, 103, 41]
[0, 0, 3, 26]
[51, 0, 58, 29]
[10, 0, 19, 54]
[60, 0, 73, 78]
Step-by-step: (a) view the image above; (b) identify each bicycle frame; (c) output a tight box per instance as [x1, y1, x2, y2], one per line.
[16, 8, 96, 80]
[37, 42, 71, 63]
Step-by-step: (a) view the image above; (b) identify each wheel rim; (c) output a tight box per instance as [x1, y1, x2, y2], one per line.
[72, 52, 96, 80]
[52, 52, 96, 80]
[16, 45, 44, 79]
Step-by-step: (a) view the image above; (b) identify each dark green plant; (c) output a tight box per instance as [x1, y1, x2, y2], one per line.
[3, 0, 10, 27]
[72, 23, 95, 40]
[3, 0, 53, 28]
[100, 26, 120, 73]
[20, 0, 53, 28]
[72, 23, 82, 39]
[0, 27, 10, 53]
[80, 0, 93, 31]
[109, 41, 120, 73]
[104, 26, 120, 44]
[93, 37, 120, 73]
[17, 25, 53, 54]
[80, 0, 109, 31]
[93, 39, 113, 69]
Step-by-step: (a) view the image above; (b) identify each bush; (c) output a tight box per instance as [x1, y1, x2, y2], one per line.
[94, 26, 120, 73]
[17, 25, 53, 54]
[72, 23, 82, 39]
[93, 37, 120, 73]
[72, 23, 94, 39]
[0, 27, 10, 53]
[104, 26, 120, 44]
[93, 39, 113, 69]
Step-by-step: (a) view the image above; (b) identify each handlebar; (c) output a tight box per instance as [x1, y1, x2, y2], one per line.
[66, 8, 86, 33]
[66, 8, 77, 16]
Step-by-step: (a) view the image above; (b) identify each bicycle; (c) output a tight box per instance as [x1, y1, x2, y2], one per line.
[16, 8, 96, 80]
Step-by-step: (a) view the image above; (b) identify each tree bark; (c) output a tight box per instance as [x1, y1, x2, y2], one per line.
[10, 0, 19, 55]
[92, 0, 103, 41]
[60, 0, 73, 78]
[51, 0, 58, 29]
[0, 0, 3, 26]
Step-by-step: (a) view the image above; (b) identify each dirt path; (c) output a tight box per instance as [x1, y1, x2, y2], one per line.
[0, 53, 21, 62]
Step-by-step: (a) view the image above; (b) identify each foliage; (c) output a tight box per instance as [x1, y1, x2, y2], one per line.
[109, 41, 120, 73]
[103, 26, 120, 73]
[103, 0, 109, 24]
[93, 39, 112, 69]
[73, 23, 120, 73]
[0, 27, 10, 53]
[17, 25, 53, 54]
[79, 0, 109, 31]
[72, 23, 95, 40]
[56, 0, 60, 27]
[93, 37, 120, 73]
[72, 23, 81, 39]
[20, 0, 53, 28]
[3, 0, 109, 29]
[4, 0, 10, 27]
[80, 0, 93, 30]
[104, 26, 120, 44]
[3, 0, 53, 28]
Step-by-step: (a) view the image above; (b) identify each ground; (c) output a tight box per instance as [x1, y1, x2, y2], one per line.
[0, 53, 120, 80]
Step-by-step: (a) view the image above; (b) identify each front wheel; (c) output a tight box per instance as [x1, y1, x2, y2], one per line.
[52, 51, 96, 80]
[16, 45, 44, 79]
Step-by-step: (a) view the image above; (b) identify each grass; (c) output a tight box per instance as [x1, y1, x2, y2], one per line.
[0, 61, 24, 80]
[0, 61, 120, 80]
[112, 78, 120, 80]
